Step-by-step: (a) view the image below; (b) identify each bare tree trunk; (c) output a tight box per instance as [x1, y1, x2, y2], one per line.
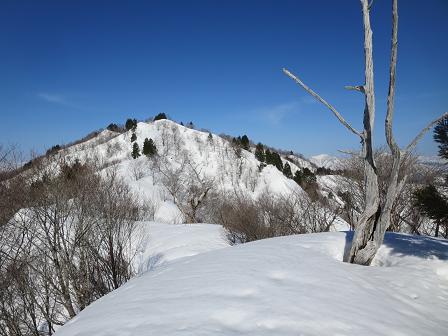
[283, 0, 448, 265]
[346, 0, 381, 265]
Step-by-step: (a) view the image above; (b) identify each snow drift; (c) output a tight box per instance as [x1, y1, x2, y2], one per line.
[56, 224, 448, 336]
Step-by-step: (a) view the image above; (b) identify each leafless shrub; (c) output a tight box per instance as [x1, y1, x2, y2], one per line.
[338, 149, 437, 234]
[106, 141, 122, 157]
[210, 189, 340, 244]
[131, 159, 147, 180]
[0, 157, 143, 335]
[99, 158, 121, 170]
[140, 198, 158, 221]
[157, 155, 215, 223]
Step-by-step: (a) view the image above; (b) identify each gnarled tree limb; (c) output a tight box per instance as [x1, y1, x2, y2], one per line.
[282, 68, 363, 139]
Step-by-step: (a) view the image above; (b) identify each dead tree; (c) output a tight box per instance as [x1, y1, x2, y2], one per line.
[283, 0, 448, 265]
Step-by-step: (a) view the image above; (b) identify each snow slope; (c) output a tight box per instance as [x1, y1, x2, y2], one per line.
[58, 120, 313, 223]
[56, 226, 448, 336]
[133, 222, 229, 274]
[309, 153, 343, 169]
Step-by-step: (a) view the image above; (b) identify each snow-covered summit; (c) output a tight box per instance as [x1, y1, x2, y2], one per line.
[309, 153, 343, 169]
[53, 119, 322, 223]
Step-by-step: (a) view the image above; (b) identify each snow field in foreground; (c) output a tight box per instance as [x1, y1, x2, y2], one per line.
[57, 224, 448, 336]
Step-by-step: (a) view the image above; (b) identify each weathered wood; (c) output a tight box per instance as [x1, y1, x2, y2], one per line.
[346, 0, 380, 264]
[284, 0, 447, 265]
[282, 68, 363, 139]
[344, 85, 365, 93]
[373, 0, 401, 253]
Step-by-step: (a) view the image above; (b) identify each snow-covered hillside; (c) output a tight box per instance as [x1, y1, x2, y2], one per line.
[56, 223, 448, 336]
[53, 119, 345, 227]
[309, 154, 343, 170]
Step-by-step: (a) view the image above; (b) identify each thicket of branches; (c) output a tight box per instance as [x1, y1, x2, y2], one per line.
[0, 152, 143, 336]
[209, 189, 340, 244]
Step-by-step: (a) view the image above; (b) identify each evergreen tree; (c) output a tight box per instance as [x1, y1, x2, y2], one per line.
[271, 152, 283, 171]
[293, 168, 319, 200]
[131, 133, 137, 142]
[414, 185, 448, 237]
[264, 150, 283, 171]
[293, 170, 303, 185]
[46, 144, 61, 156]
[149, 139, 157, 155]
[107, 123, 120, 132]
[125, 118, 134, 131]
[434, 116, 448, 160]
[143, 138, 157, 157]
[283, 162, 292, 179]
[412, 120, 448, 237]
[125, 118, 137, 131]
[302, 167, 317, 183]
[154, 113, 167, 121]
[208, 132, 213, 142]
[142, 138, 150, 155]
[255, 143, 265, 162]
[131, 119, 137, 132]
[131, 142, 140, 159]
[265, 149, 272, 165]
[240, 135, 250, 150]
[293, 168, 317, 185]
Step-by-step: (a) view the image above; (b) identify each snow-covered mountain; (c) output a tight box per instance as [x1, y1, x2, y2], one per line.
[309, 153, 344, 170]
[49, 119, 339, 225]
[8, 119, 448, 336]
[417, 155, 447, 167]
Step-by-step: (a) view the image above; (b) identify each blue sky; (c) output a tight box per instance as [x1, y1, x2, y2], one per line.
[1, 0, 447, 158]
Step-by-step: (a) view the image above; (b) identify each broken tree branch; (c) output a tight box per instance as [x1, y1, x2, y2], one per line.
[345, 85, 365, 93]
[282, 68, 363, 139]
[337, 149, 362, 157]
[405, 112, 448, 153]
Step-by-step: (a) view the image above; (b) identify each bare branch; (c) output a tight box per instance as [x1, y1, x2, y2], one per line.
[344, 85, 365, 93]
[337, 149, 362, 157]
[405, 112, 448, 153]
[384, 0, 399, 157]
[282, 68, 363, 139]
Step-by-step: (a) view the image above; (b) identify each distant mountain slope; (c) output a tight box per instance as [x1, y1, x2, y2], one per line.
[309, 153, 343, 170]
[49, 119, 345, 226]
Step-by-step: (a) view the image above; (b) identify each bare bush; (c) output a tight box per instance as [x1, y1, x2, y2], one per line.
[157, 155, 215, 223]
[210, 189, 340, 244]
[131, 159, 147, 180]
[338, 149, 437, 234]
[0, 157, 143, 335]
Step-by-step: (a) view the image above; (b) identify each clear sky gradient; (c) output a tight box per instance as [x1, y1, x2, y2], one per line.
[1, 0, 447, 158]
